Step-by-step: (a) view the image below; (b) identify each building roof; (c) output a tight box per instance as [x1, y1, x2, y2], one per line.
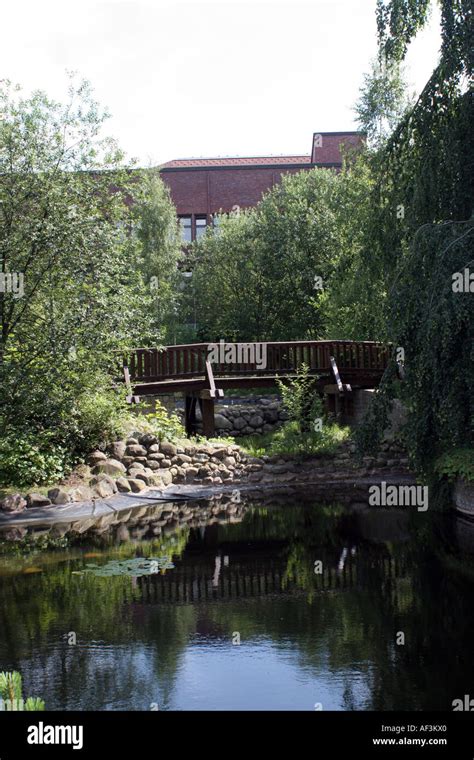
[159, 155, 312, 170]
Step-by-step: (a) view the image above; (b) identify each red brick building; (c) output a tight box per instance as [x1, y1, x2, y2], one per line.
[159, 131, 364, 242]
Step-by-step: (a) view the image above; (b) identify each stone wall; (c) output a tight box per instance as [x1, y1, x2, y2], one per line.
[179, 397, 289, 437]
[0, 434, 411, 515]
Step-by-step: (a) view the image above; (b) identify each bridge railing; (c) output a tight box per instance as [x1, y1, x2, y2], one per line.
[124, 340, 390, 383]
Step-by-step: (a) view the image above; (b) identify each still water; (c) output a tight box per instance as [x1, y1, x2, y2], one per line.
[0, 491, 473, 711]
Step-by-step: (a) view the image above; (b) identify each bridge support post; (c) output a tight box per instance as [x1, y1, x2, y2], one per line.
[199, 397, 216, 437]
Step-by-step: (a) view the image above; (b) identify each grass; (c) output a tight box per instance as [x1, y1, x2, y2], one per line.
[238, 421, 351, 458]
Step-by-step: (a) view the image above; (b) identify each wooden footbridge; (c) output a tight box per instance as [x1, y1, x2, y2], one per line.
[122, 340, 391, 436]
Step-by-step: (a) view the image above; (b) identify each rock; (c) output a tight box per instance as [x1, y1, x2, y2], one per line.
[185, 466, 199, 480]
[125, 444, 147, 457]
[160, 441, 177, 457]
[91, 459, 126, 477]
[223, 456, 236, 467]
[173, 454, 192, 465]
[126, 437, 139, 445]
[135, 472, 154, 485]
[116, 477, 132, 493]
[89, 475, 117, 499]
[139, 433, 158, 446]
[160, 458, 172, 468]
[262, 424, 274, 434]
[233, 417, 247, 430]
[87, 450, 107, 466]
[249, 415, 264, 428]
[1, 493, 27, 512]
[148, 443, 160, 453]
[69, 486, 94, 502]
[48, 487, 72, 505]
[193, 453, 210, 463]
[26, 493, 51, 508]
[263, 409, 279, 423]
[154, 470, 173, 486]
[109, 441, 126, 460]
[146, 460, 163, 471]
[129, 461, 145, 471]
[214, 414, 233, 430]
[148, 454, 165, 464]
[127, 478, 148, 493]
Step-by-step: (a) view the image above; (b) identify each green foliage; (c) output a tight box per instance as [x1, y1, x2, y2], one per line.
[0, 432, 70, 487]
[0, 671, 45, 711]
[276, 363, 322, 433]
[240, 422, 350, 459]
[0, 77, 181, 478]
[354, 58, 412, 147]
[351, 0, 473, 480]
[140, 401, 185, 441]
[190, 168, 370, 341]
[130, 169, 182, 344]
[435, 448, 474, 483]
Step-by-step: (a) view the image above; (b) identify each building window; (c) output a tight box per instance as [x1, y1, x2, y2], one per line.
[195, 216, 207, 240]
[179, 216, 192, 243]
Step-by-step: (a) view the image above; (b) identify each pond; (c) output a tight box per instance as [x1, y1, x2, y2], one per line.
[0, 490, 473, 711]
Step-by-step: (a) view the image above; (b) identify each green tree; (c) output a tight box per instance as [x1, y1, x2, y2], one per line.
[0, 77, 179, 469]
[190, 167, 373, 342]
[354, 58, 412, 147]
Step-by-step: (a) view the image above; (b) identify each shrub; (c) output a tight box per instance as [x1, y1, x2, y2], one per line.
[0, 432, 70, 488]
[434, 448, 474, 483]
[276, 363, 323, 433]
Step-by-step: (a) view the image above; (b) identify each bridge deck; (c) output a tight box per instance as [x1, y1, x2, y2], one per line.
[124, 340, 390, 396]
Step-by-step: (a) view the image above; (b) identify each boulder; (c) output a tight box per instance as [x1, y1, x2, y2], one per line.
[249, 415, 264, 428]
[48, 487, 72, 505]
[87, 450, 107, 466]
[1, 493, 27, 512]
[128, 461, 145, 471]
[160, 441, 177, 458]
[233, 417, 247, 430]
[91, 459, 126, 477]
[185, 466, 199, 481]
[128, 478, 148, 493]
[89, 475, 117, 499]
[173, 454, 192, 465]
[148, 444, 160, 453]
[69, 486, 94, 502]
[139, 433, 158, 447]
[116, 477, 132, 493]
[214, 414, 232, 430]
[26, 493, 51, 509]
[156, 469, 173, 486]
[109, 441, 126, 460]
[125, 444, 147, 457]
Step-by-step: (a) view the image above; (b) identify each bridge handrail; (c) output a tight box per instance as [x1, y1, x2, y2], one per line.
[122, 340, 391, 383]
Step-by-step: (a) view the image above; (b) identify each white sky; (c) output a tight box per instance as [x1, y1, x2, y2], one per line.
[4, 0, 441, 165]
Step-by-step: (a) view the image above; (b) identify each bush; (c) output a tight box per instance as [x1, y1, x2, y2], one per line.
[434, 448, 474, 483]
[140, 402, 185, 441]
[0, 433, 71, 488]
[240, 421, 350, 458]
[276, 363, 323, 433]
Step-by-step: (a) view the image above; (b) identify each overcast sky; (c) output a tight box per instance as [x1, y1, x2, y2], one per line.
[3, 0, 441, 165]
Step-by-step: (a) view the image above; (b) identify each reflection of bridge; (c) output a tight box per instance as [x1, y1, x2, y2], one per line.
[137, 549, 406, 605]
[123, 340, 391, 436]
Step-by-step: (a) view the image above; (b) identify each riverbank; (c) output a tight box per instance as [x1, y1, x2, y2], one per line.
[0, 433, 416, 528]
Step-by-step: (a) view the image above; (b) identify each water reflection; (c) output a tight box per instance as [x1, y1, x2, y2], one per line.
[0, 491, 473, 711]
